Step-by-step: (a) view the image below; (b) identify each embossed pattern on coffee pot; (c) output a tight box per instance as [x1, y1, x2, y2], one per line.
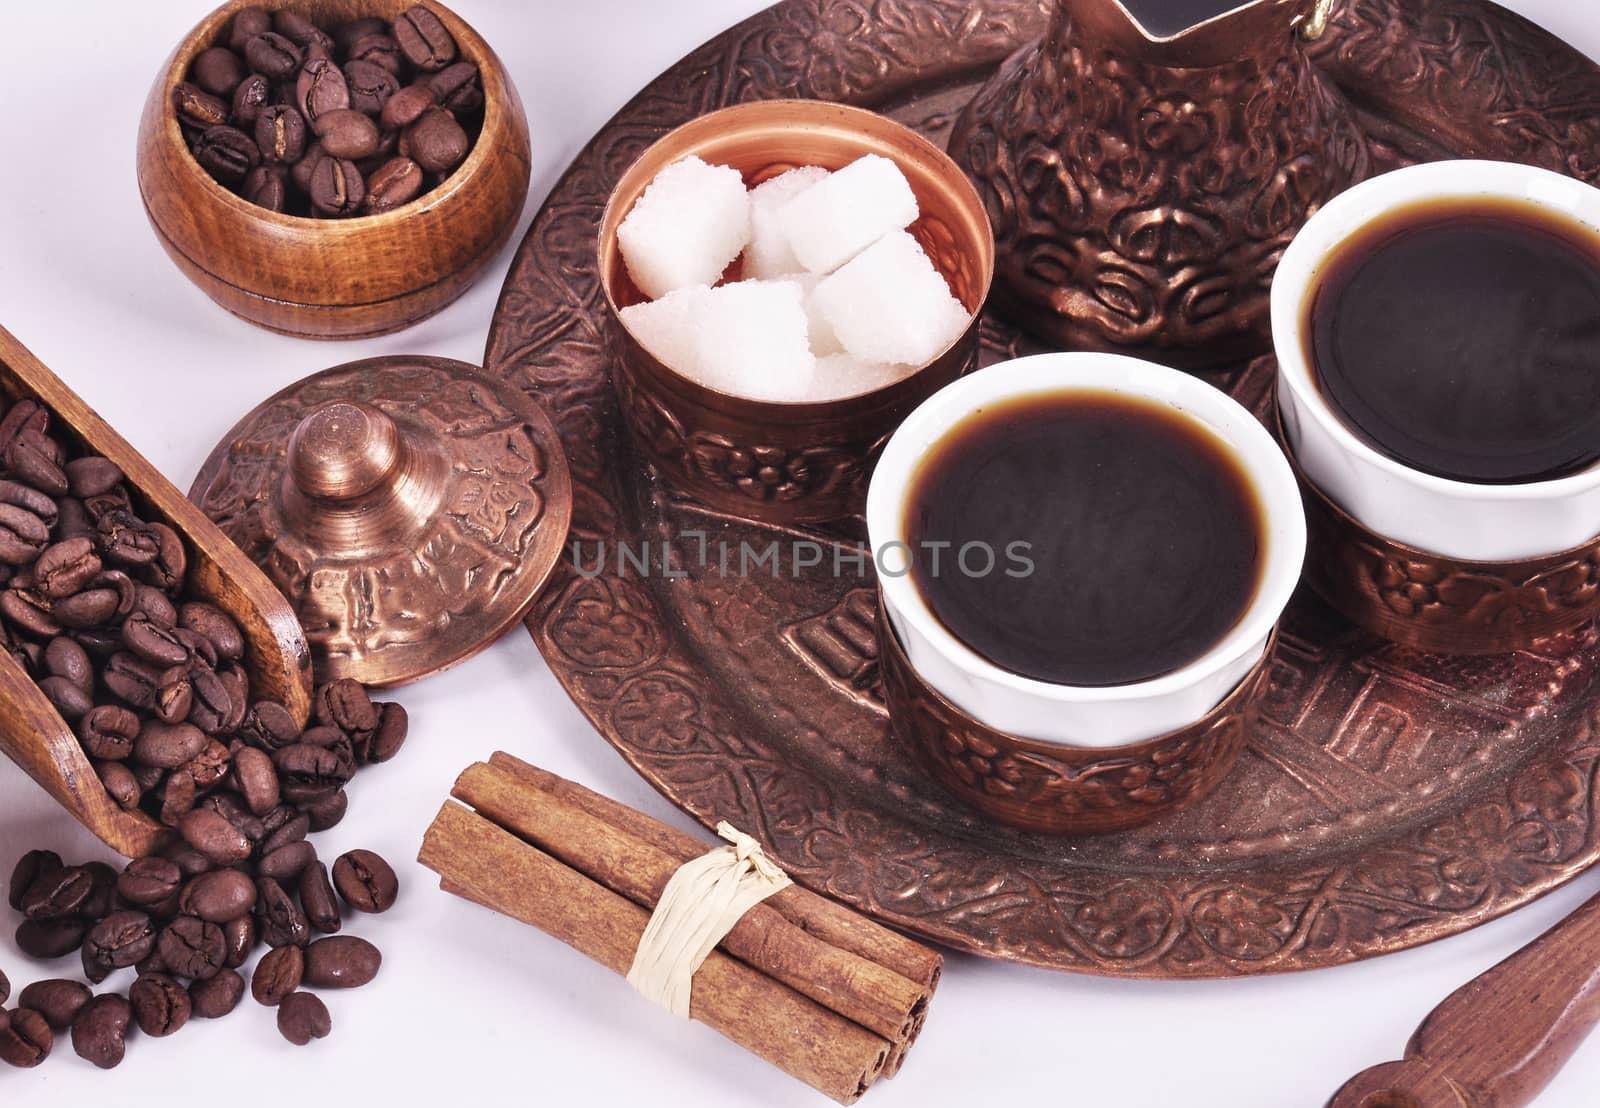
[950, 0, 1371, 366]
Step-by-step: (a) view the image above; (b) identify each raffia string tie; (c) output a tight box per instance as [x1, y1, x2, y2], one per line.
[626, 821, 793, 1017]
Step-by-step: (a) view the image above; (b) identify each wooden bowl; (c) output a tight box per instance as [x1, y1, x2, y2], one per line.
[135, 0, 531, 340]
[0, 325, 313, 856]
[599, 100, 994, 525]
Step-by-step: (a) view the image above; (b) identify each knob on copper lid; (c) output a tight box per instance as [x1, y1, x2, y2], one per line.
[190, 356, 573, 686]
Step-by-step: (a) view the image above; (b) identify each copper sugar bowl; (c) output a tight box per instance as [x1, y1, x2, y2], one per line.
[949, 0, 1369, 367]
[600, 100, 994, 526]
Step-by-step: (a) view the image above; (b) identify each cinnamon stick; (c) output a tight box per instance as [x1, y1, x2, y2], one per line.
[486, 752, 943, 990]
[451, 760, 929, 1044]
[419, 802, 889, 1104]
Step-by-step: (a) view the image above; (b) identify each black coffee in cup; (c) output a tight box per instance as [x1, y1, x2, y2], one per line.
[1306, 198, 1600, 484]
[904, 391, 1265, 687]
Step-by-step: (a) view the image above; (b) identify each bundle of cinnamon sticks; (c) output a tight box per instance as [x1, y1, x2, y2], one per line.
[418, 753, 942, 1104]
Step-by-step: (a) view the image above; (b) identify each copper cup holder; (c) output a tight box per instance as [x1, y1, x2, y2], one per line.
[876, 597, 1273, 836]
[1297, 469, 1600, 656]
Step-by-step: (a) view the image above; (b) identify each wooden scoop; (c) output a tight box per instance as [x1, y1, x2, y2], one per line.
[0, 325, 312, 857]
[1327, 889, 1600, 1108]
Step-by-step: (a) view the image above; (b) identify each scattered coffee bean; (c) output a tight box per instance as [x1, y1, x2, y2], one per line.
[188, 968, 244, 1019]
[17, 980, 91, 1029]
[276, 991, 331, 1045]
[81, 911, 155, 984]
[252, 944, 303, 1006]
[332, 849, 397, 913]
[71, 994, 132, 1069]
[17, 917, 86, 960]
[129, 973, 191, 1038]
[0, 1007, 53, 1068]
[303, 935, 381, 989]
[299, 861, 341, 935]
[0, 967, 7, 1004]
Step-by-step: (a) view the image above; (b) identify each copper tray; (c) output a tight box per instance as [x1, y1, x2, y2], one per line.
[484, 0, 1600, 976]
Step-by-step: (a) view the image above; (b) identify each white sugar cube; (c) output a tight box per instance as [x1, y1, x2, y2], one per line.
[618, 285, 713, 370]
[778, 154, 919, 274]
[745, 166, 831, 279]
[809, 353, 915, 401]
[618, 156, 751, 299]
[792, 273, 845, 357]
[693, 280, 815, 400]
[812, 231, 971, 366]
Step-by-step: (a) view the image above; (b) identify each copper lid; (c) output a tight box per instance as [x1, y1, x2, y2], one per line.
[190, 355, 572, 686]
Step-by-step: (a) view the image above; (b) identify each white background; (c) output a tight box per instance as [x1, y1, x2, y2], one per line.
[1, 1, 1597, 1104]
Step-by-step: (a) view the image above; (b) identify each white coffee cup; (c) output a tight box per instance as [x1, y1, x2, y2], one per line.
[1273, 160, 1600, 562]
[866, 352, 1306, 747]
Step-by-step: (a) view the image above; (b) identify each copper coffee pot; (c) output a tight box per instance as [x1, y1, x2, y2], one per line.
[949, 0, 1368, 367]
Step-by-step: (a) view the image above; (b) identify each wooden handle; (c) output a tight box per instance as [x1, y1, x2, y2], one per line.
[1328, 891, 1600, 1108]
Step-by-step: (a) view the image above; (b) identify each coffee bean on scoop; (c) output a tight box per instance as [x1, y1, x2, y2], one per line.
[429, 62, 481, 114]
[39, 675, 91, 720]
[193, 125, 260, 182]
[316, 109, 380, 159]
[104, 652, 159, 709]
[394, 6, 456, 71]
[45, 634, 93, 689]
[231, 744, 280, 815]
[277, 991, 331, 1045]
[18, 980, 91, 1029]
[404, 106, 468, 174]
[380, 82, 435, 130]
[135, 719, 207, 769]
[344, 58, 398, 115]
[82, 911, 155, 983]
[179, 868, 256, 923]
[71, 994, 131, 1069]
[309, 156, 366, 216]
[188, 968, 244, 1019]
[157, 916, 226, 981]
[17, 917, 86, 960]
[297, 57, 349, 125]
[187, 670, 234, 733]
[229, 6, 271, 50]
[180, 808, 253, 866]
[192, 46, 245, 97]
[129, 973, 191, 1038]
[334, 17, 388, 50]
[243, 164, 289, 212]
[304, 936, 380, 989]
[331, 850, 397, 913]
[252, 944, 303, 1006]
[0, 1007, 53, 1068]
[178, 602, 242, 661]
[299, 862, 341, 935]
[0, 503, 49, 564]
[97, 762, 140, 810]
[239, 700, 301, 751]
[173, 82, 231, 129]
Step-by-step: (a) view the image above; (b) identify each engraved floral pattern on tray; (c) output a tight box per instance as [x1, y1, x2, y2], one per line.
[485, 0, 1600, 975]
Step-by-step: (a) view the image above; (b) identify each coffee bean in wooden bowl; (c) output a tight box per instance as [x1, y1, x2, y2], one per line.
[136, 1, 531, 340]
